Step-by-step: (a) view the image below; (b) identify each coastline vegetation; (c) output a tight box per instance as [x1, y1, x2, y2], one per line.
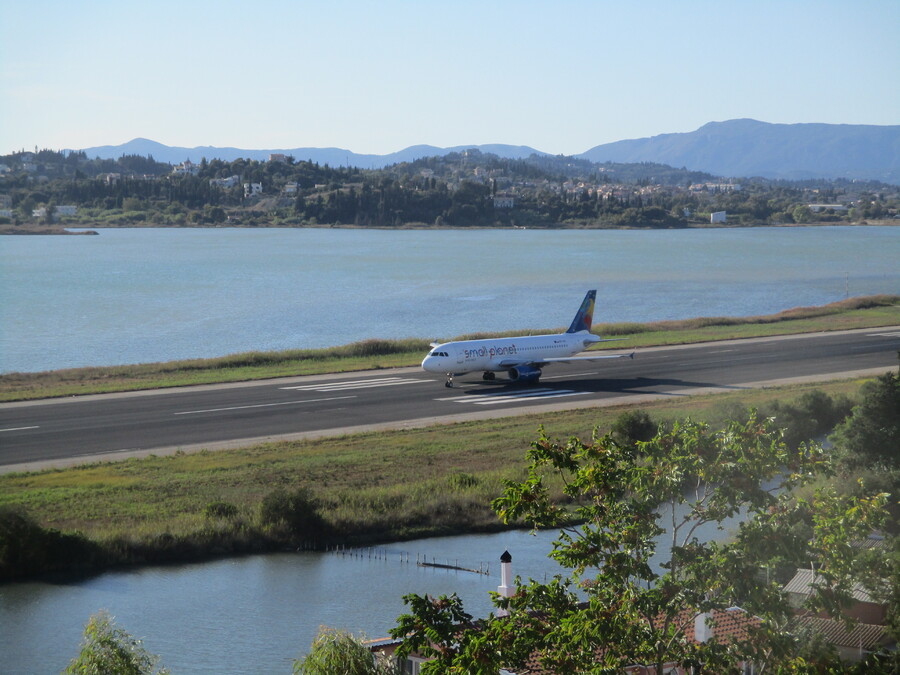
[0, 375, 888, 582]
[1, 147, 897, 231]
[1, 294, 897, 402]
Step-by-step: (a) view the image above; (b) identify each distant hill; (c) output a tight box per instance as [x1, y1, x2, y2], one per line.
[577, 119, 900, 183]
[73, 119, 900, 183]
[75, 138, 546, 170]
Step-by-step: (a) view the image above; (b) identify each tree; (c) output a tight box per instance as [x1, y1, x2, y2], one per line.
[293, 626, 397, 674]
[259, 487, 327, 541]
[608, 409, 656, 448]
[43, 200, 56, 225]
[830, 364, 900, 471]
[392, 414, 889, 674]
[65, 610, 169, 675]
[792, 204, 813, 223]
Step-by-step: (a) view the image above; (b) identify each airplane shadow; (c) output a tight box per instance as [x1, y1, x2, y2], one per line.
[457, 375, 748, 397]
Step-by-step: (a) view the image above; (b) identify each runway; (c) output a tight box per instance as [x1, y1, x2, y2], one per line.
[1, 327, 898, 473]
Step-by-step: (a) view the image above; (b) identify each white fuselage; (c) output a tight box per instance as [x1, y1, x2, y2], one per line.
[421, 331, 599, 375]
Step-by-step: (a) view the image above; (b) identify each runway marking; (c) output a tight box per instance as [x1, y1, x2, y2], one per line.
[436, 388, 587, 405]
[0, 426, 39, 432]
[175, 396, 356, 416]
[542, 371, 598, 380]
[678, 354, 771, 367]
[867, 331, 900, 338]
[280, 377, 432, 392]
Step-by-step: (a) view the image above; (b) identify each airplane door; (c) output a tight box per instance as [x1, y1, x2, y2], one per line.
[457, 349, 464, 365]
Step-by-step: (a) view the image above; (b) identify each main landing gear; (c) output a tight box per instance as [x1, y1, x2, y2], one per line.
[445, 371, 495, 387]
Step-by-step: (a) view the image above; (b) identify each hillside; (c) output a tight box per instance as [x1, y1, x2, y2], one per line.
[74, 139, 546, 170]
[70, 120, 900, 183]
[578, 119, 900, 183]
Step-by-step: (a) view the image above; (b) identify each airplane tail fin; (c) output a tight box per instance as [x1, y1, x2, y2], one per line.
[566, 290, 596, 333]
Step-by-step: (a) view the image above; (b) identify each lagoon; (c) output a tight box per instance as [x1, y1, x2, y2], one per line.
[0, 504, 743, 674]
[1, 530, 563, 674]
[2, 226, 899, 374]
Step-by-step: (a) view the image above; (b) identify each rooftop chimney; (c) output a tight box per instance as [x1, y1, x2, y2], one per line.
[694, 610, 713, 643]
[496, 550, 514, 617]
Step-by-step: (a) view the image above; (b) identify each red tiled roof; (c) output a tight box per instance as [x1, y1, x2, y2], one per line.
[512, 606, 760, 674]
[683, 607, 759, 645]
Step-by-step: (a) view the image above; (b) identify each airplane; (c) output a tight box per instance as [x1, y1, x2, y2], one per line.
[421, 290, 633, 387]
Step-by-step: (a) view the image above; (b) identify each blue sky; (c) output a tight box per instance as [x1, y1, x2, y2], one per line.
[1, 0, 898, 156]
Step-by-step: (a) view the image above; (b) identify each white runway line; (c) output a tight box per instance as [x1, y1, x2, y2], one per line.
[436, 388, 587, 405]
[175, 396, 356, 416]
[280, 377, 432, 392]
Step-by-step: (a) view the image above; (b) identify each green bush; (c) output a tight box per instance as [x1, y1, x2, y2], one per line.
[831, 368, 899, 470]
[260, 488, 327, 541]
[0, 507, 102, 579]
[762, 389, 854, 449]
[294, 626, 396, 674]
[205, 501, 238, 519]
[609, 410, 657, 448]
[65, 610, 169, 675]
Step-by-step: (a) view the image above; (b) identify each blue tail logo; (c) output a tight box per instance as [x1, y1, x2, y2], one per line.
[566, 290, 596, 333]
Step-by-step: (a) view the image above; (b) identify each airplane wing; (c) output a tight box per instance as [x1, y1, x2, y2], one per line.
[498, 352, 634, 368]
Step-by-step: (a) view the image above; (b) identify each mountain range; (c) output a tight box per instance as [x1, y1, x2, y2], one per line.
[76, 119, 900, 184]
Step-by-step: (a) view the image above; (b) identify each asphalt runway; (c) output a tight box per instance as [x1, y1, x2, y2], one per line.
[1, 327, 898, 473]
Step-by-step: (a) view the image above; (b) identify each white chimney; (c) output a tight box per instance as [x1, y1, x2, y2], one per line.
[694, 610, 713, 643]
[496, 550, 514, 617]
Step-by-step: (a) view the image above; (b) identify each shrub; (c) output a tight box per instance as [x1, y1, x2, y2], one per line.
[0, 507, 102, 580]
[831, 368, 900, 470]
[294, 626, 396, 674]
[763, 390, 854, 449]
[65, 610, 169, 675]
[260, 488, 327, 541]
[205, 501, 238, 519]
[609, 410, 657, 448]
[447, 472, 478, 491]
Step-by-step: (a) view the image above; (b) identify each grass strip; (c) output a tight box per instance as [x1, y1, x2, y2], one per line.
[0, 376, 874, 580]
[1, 295, 897, 402]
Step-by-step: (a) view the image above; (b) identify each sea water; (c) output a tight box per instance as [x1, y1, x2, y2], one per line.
[2, 226, 898, 374]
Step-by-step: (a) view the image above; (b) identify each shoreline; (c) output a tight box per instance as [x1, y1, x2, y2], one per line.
[1, 220, 897, 234]
[0, 225, 98, 235]
[2, 295, 897, 401]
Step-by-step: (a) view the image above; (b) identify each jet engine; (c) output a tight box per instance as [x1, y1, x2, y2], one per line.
[508, 365, 542, 383]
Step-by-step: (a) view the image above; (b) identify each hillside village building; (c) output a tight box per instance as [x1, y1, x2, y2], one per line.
[172, 160, 199, 176]
[210, 175, 240, 188]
